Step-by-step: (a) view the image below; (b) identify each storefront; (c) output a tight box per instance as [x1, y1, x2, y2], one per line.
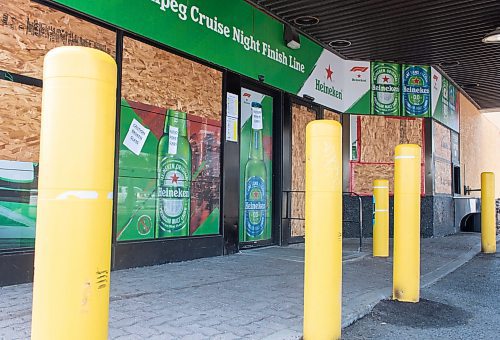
[0, 0, 464, 286]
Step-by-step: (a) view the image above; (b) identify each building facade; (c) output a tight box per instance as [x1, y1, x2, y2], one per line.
[1, 0, 499, 286]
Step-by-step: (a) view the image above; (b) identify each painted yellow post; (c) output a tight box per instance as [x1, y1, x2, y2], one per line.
[303, 120, 342, 340]
[373, 179, 389, 257]
[393, 144, 421, 303]
[481, 172, 496, 253]
[31, 47, 117, 340]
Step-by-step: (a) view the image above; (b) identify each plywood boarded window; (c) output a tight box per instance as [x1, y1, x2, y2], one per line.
[324, 109, 340, 122]
[433, 121, 452, 195]
[290, 103, 316, 237]
[350, 116, 424, 195]
[122, 37, 222, 120]
[0, 0, 116, 79]
[0, 82, 41, 162]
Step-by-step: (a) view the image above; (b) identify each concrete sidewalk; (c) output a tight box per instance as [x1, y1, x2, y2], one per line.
[0, 233, 482, 339]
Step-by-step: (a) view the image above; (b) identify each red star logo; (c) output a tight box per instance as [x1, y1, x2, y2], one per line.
[252, 191, 260, 199]
[325, 65, 333, 81]
[170, 173, 179, 184]
[357, 74, 361, 78]
[382, 75, 389, 83]
[413, 78, 420, 85]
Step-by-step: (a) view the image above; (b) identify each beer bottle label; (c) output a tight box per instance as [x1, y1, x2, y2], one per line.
[402, 66, 430, 116]
[244, 176, 266, 238]
[157, 158, 190, 233]
[168, 126, 179, 154]
[372, 63, 400, 115]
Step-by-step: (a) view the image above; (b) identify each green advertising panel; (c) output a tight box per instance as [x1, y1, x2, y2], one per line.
[371, 62, 401, 115]
[117, 99, 220, 241]
[402, 65, 431, 117]
[51, 0, 323, 96]
[0, 160, 37, 249]
[431, 67, 460, 132]
[239, 89, 273, 242]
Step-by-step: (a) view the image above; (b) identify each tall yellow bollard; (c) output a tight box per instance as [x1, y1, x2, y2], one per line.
[303, 120, 342, 340]
[393, 144, 421, 303]
[481, 172, 496, 253]
[373, 179, 389, 257]
[31, 47, 117, 340]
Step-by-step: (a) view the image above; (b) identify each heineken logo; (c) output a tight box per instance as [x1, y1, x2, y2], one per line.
[158, 186, 190, 199]
[315, 79, 343, 100]
[325, 64, 333, 81]
[403, 86, 430, 94]
[373, 84, 399, 92]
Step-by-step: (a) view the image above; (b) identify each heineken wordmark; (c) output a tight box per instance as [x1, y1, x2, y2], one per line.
[243, 102, 267, 241]
[402, 65, 430, 116]
[371, 62, 401, 115]
[156, 109, 192, 238]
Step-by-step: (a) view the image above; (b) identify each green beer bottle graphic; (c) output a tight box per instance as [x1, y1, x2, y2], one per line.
[156, 110, 192, 238]
[243, 102, 267, 241]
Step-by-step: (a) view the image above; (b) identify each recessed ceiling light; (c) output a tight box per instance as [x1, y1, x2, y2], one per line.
[461, 83, 479, 89]
[482, 27, 500, 43]
[438, 61, 460, 67]
[293, 16, 320, 26]
[329, 39, 352, 48]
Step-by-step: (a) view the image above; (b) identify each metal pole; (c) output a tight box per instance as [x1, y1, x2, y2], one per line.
[373, 179, 389, 257]
[481, 172, 496, 253]
[393, 144, 421, 303]
[31, 47, 117, 340]
[303, 120, 342, 340]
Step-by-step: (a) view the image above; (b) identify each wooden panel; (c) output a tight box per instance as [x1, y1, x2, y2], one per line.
[460, 95, 500, 197]
[359, 116, 423, 163]
[290, 103, 316, 237]
[122, 37, 222, 120]
[324, 109, 340, 122]
[0, 81, 41, 162]
[352, 163, 394, 195]
[433, 121, 451, 162]
[0, 0, 116, 79]
[434, 159, 452, 195]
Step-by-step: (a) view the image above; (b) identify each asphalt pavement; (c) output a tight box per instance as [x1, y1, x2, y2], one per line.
[343, 249, 500, 340]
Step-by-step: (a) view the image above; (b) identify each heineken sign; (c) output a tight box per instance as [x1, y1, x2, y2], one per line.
[50, 0, 458, 118]
[431, 67, 460, 131]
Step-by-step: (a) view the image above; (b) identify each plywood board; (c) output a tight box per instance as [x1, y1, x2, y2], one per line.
[433, 121, 451, 162]
[359, 116, 423, 163]
[290, 103, 316, 237]
[0, 81, 42, 162]
[0, 0, 116, 79]
[122, 37, 222, 121]
[324, 109, 340, 122]
[352, 163, 394, 195]
[434, 159, 452, 195]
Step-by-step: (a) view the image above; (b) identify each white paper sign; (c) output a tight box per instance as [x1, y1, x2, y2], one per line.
[251, 107, 263, 130]
[226, 92, 239, 118]
[123, 118, 150, 156]
[168, 126, 179, 154]
[226, 116, 238, 142]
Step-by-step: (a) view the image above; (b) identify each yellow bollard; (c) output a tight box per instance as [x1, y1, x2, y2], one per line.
[31, 47, 117, 340]
[303, 120, 342, 340]
[373, 179, 389, 257]
[393, 144, 421, 303]
[481, 172, 496, 253]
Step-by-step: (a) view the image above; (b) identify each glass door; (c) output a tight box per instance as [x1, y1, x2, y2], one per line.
[239, 87, 274, 247]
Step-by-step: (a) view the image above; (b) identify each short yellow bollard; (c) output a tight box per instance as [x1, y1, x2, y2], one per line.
[481, 172, 496, 253]
[303, 120, 342, 340]
[393, 144, 421, 303]
[373, 179, 389, 257]
[31, 47, 117, 340]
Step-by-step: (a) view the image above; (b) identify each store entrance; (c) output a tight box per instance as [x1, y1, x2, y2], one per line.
[238, 84, 280, 249]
